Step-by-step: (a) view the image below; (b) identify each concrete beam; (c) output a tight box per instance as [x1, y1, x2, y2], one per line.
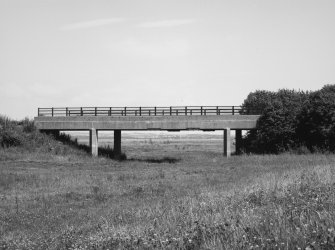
[89, 128, 98, 157]
[34, 115, 259, 131]
[235, 129, 242, 155]
[224, 128, 231, 157]
[114, 130, 121, 160]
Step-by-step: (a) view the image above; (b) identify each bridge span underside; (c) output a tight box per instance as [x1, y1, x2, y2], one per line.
[34, 115, 259, 158]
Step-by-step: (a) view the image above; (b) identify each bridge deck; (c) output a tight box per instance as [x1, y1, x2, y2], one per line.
[34, 115, 259, 131]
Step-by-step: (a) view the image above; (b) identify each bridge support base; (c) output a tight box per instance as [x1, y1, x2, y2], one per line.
[224, 128, 231, 157]
[90, 128, 98, 157]
[235, 129, 242, 155]
[114, 130, 122, 160]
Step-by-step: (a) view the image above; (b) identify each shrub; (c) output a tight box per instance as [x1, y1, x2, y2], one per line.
[0, 115, 28, 148]
[242, 89, 309, 153]
[296, 84, 335, 152]
[0, 129, 24, 147]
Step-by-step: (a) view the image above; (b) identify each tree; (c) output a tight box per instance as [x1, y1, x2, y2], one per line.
[296, 84, 335, 152]
[240, 90, 276, 115]
[241, 89, 309, 153]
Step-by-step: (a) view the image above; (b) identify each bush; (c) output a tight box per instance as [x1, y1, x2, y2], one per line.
[296, 84, 335, 152]
[242, 85, 335, 154]
[242, 89, 309, 153]
[0, 129, 24, 147]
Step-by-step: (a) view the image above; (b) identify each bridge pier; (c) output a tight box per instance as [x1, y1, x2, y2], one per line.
[223, 128, 231, 157]
[235, 129, 243, 155]
[89, 128, 98, 157]
[114, 130, 122, 159]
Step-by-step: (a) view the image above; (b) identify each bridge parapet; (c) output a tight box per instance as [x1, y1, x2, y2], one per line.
[37, 106, 261, 117]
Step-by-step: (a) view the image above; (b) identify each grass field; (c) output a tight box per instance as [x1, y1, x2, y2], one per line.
[1, 132, 335, 249]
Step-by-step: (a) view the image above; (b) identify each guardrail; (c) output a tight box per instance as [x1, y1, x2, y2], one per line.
[37, 106, 260, 117]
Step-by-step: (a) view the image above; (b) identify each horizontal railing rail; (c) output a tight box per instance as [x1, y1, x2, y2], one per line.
[37, 106, 261, 117]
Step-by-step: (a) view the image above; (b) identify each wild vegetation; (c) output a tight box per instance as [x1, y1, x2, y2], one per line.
[241, 84, 335, 154]
[1, 116, 335, 249]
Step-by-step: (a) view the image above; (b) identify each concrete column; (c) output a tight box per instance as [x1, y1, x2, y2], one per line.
[224, 128, 231, 157]
[114, 130, 122, 159]
[235, 129, 242, 155]
[89, 128, 98, 157]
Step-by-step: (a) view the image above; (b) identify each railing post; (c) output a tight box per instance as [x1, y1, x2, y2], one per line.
[95, 107, 97, 116]
[185, 107, 187, 115]
[216, 106, 218, 115]
[124, 107, 127, 116]
[51, 107, 54, 117]
[38, 108, 40, 116]
[66, 107, 68, 116]
[154, 107, 157, 116]
[81, 107, 83, 116]
[201, 106, 203, 115]
[139, 107, 142, 116]
[170, 107, 172, 116]
[232, 106, 235, 115]
[109, 107, 111, 116]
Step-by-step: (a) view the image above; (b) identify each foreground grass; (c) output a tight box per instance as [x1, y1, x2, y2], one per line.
[1, 151, 335, 249]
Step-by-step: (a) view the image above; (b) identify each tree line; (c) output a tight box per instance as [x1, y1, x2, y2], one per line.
[241, 84, 335, 154]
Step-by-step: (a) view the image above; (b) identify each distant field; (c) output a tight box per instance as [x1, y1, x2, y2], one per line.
[1, 133, 335, 249]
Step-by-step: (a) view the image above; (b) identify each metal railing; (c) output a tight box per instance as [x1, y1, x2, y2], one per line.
[37, 106, 261, 117]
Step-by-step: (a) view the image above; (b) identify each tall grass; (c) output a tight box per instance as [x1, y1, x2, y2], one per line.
[1, 153, 335, 249]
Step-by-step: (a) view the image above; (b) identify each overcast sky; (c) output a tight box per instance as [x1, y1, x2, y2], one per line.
[1, 0, 335, 119]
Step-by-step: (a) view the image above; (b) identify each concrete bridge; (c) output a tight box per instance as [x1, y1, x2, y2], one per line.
[34, 106, 260, 158]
